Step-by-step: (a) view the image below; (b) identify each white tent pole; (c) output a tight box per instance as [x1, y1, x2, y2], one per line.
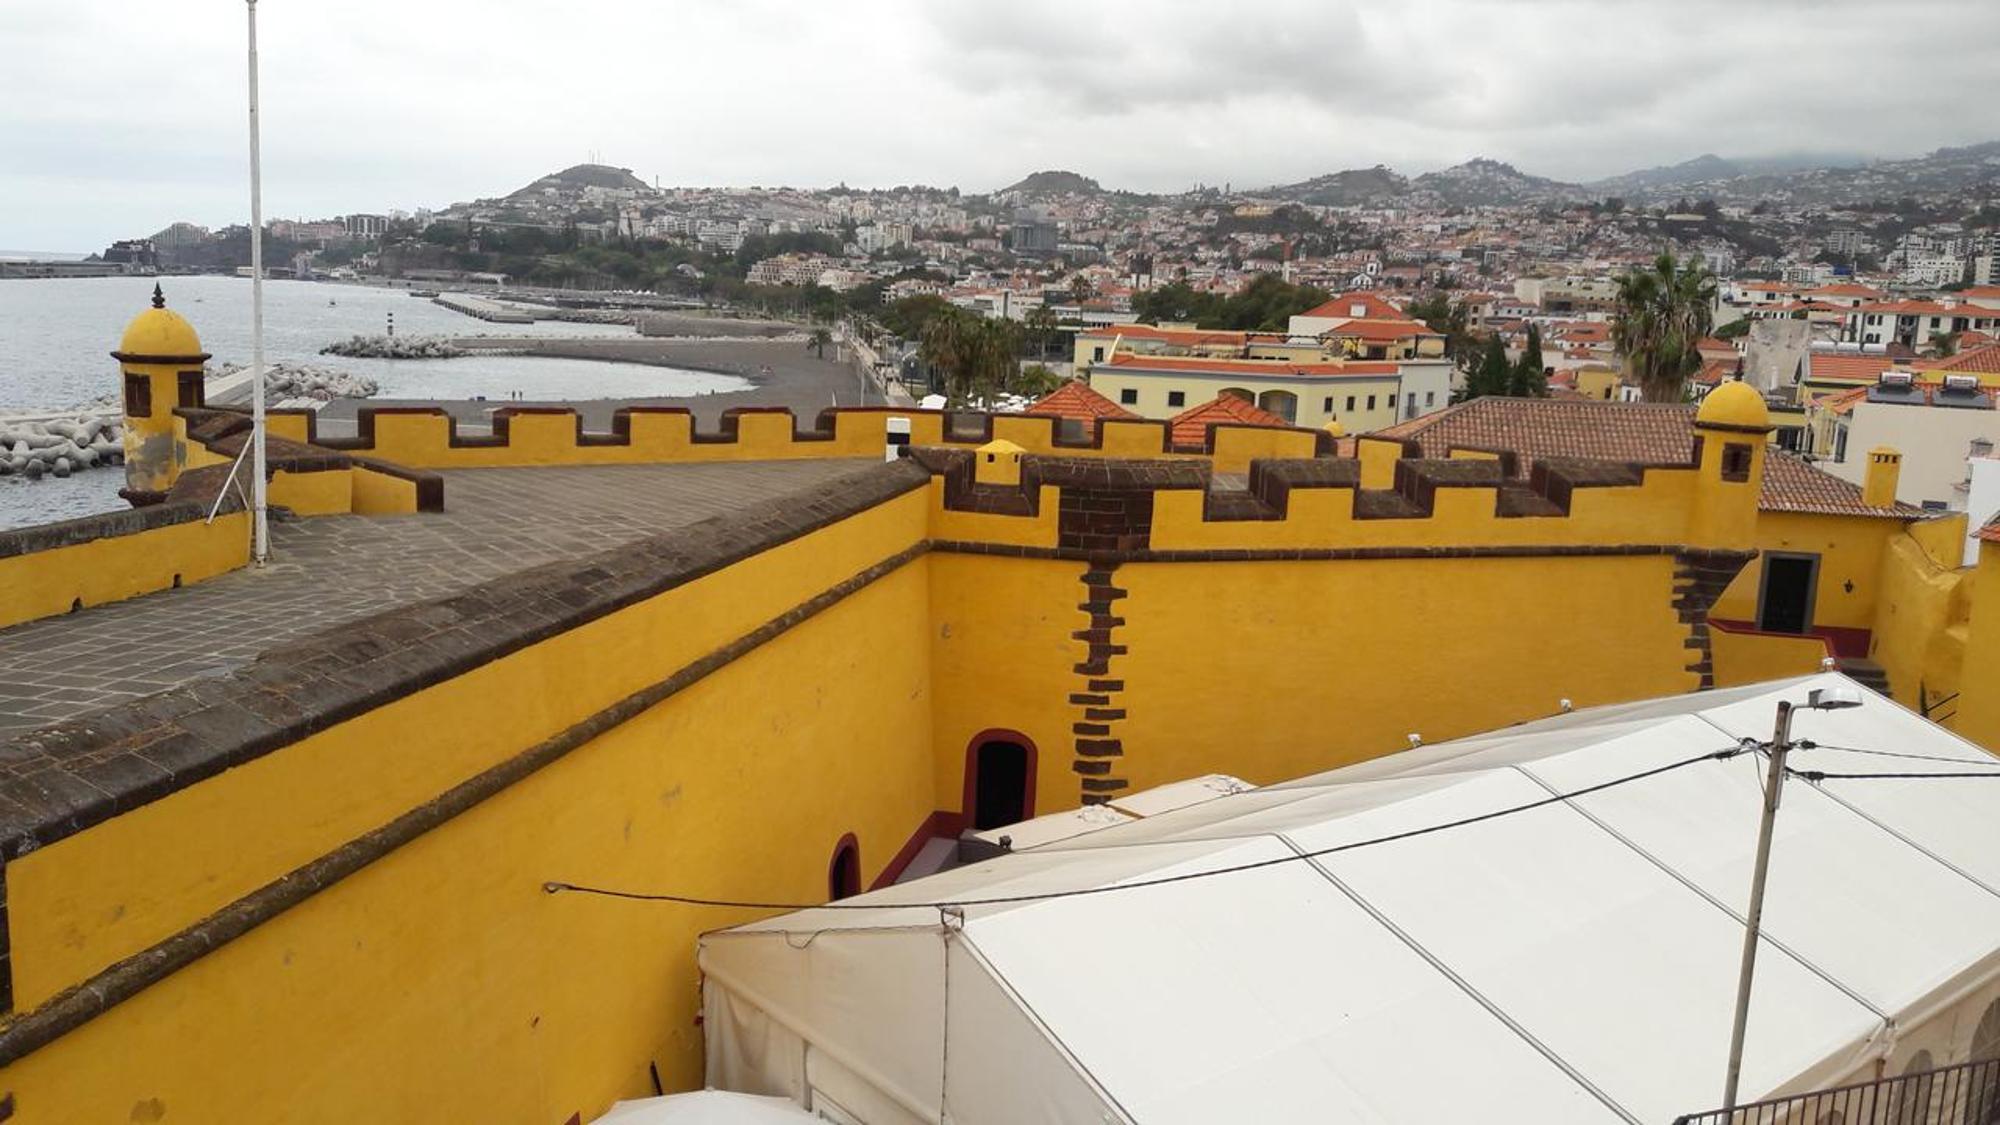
[245, 0, 269, 564]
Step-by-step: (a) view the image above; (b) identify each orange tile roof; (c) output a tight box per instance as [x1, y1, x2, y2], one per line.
[1806, 353, 1896, 384]
[1960, 286, 2000, 300]
[1761, 450, 1922, 519]
[1298, 292, 1405, 321]
[1375, 397, 1919, 519]
[1104, 354, 1400, 379]
[1694, 357, 1738, 386]
[1803, 283, 1885, 298]
[1927, 343, 2000, 374]
[1024, 380, 1138, 421]
[1854, 300, 1974, 316]
[1168, 395, 1293, 446]
[1982, 513, 2000, 543]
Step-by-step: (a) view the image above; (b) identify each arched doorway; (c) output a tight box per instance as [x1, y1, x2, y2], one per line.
[828, 834, 861, 901]
[964, 731, 1036, 831]
[1257, 389, 1298, 423]
[1968, 999, 2000, 1124]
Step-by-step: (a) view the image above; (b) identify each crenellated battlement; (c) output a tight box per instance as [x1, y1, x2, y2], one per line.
[913, 433, 1747, 557]
[245, 404, 1330, 472]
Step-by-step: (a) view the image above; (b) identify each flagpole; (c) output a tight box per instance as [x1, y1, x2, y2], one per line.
[246, 0, 269, 563]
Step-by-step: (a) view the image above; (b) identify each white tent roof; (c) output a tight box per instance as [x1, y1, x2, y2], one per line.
[700, 675, 2000, 1124]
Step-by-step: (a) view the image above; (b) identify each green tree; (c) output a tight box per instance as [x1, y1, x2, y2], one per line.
[1023, 305, 1061, 359]
[919, 311, 1026, 405]
[1016, 363, 1064, 397]
[1409, 291, 1476, 374]
[1508, 323, 1547, 397]
[806, 327, 834, 358]
[1612, 252, 1718, 403]
[1460, 334, 1513, 400]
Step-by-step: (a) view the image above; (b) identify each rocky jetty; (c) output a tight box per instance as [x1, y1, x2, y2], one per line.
[321, 334, 469, 360]
[208, 362, 379, 406]
[0, 415, 123, 480]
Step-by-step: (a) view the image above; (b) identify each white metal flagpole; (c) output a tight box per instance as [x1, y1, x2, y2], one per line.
[246, 0, 270, 564]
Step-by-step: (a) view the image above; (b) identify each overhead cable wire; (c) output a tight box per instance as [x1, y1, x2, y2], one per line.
[544, 745, 1743, 912]
[1794, 740, 2000, 769]
[1790, 768, 2000, 782]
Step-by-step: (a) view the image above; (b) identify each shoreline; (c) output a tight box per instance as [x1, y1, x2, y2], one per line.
[316, 336, 886, 429]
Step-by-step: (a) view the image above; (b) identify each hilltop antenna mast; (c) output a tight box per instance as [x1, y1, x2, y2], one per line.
[244, 0, 269, 563]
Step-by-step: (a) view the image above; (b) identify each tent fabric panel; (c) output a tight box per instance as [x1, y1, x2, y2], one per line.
[804, 1050, 930, 1125]
[700, 928, 952, 1120]
[704, 985, 809, 1106]
[1298, 768, 1882, 1121]
[1525, 722, 2000, 1016]
[966, 835, 1626, 1124]
[940, 939, 1126, 1125]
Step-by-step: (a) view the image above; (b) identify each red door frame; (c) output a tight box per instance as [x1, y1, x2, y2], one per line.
[827, 832, 861, 900]
[963, 729, 1038, 830]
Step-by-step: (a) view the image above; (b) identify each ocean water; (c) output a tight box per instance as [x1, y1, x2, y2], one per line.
[0, 276, 748, 528]
[0, 275, 662, 411]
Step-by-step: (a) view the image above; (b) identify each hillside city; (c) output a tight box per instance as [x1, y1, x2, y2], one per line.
[10, 21, 2000, 1114]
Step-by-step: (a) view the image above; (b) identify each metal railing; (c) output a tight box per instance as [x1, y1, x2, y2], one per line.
[1675, 1055, 2000, 1124]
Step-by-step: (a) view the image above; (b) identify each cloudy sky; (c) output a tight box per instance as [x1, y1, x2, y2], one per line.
[3, 0, 1996, 251]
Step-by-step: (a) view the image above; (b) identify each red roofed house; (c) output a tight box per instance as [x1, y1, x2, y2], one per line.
[1167, 394, 1294, 448]
[1086, 351, 1441, 433]
[1286, 292, 1448, 361]
[1024, 380, 1136, 423]
[1022, 380, 1137, 441]
[1842, 300, 2000, 351]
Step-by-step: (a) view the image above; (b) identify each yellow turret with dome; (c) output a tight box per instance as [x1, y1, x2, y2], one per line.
[112, 284, 212, 504]
[1689, 377, 1773, 547]
[1694, 377, 1769, 431]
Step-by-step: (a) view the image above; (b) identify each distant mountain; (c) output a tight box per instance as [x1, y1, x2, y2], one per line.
[1410, 158, 1582, 207]
[1592, 142, 2000, 205]
[1589, 153, 1742, 196]
[1264, 165, 1409, 206]
[997, 170, 1103, 197]
[507, 163, 649, 200]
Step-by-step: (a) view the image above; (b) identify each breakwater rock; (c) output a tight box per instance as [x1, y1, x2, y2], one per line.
[322, 334, 468, 360]
[209, 362, 379, 405]
[0, 415, 123, 479]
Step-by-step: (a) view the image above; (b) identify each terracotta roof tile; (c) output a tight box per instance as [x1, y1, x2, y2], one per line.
[1760, 450, 1922, 519]
[1981, 513, 2000, 543]
[1024, 381, 1138, 421]
[1928, 343, 2000, 375]
[1375, 397, 1919, 520]
[1298, 292, 1405, 321]
[1168, 395, 1293, 446]
[1807, 353, 1896, 384]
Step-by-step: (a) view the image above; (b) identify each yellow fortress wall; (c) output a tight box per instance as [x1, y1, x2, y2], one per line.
[5, 374, 2000, 1123]
[0, 465, 937, 1124]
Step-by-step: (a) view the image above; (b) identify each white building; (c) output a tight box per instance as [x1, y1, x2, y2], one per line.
[701, 674, 2000, 1124]
[1821, 374, 2000, 510]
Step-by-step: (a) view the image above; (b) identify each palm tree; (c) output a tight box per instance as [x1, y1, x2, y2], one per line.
[806, 327, 834, 359]
[919, 310, 974, 402]
[1612, 252, 1717, 403]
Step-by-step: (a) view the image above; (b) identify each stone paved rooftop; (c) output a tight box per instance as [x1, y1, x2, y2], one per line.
[0, 459, 881, 733]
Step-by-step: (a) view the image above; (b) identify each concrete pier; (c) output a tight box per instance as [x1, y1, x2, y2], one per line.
[433, 292, 535, 324]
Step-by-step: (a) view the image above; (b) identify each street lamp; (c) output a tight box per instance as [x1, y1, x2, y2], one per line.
[1721, 684, 1865, 1111]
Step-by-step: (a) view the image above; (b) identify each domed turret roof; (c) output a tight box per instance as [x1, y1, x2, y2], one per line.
[1695, 379, 1768, 430]
[114, 285, 208, 361]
